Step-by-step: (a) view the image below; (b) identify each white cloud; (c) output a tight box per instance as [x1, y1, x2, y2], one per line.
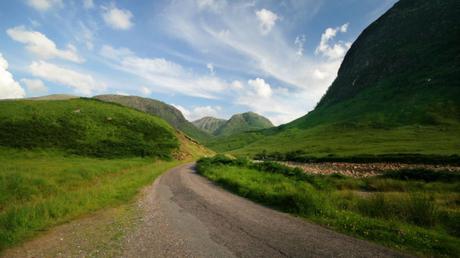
[139, 86, 151, 96]
[234, 78, 306, 125]
[7, 26, 84, 63]
[29, 61, 102, 96]
[21, 78, 48, 97]
[102, 4, 134, 30]
[196, 0, 226, 11]
[315, 23, 351, 60]
[231, 80, 243, 89]
[161, 1, 340, 91]
[100, 45, 133, 60]
[115, 91, 129, 96]
[100, 45, 230, 99]
[0, 53, 26, 99]
[173, 104, 221, 121]
[121, 56, 184, 78]
[191, 105, 221, 120]
[248, 78, 272, 98]
[158, 1, 351, 124]
[206, 63, 215, 75]
[172, 104, 191, 118]
[294, 35, 306, 56]
[339, 23, 349, 33]
[83, 0, 94, 9]
[29, 19, 41, 28]
[236, 88, 308, 125]
[77, 22, 95, 50]
[255, 9, 278, 34]
[27, 0, 62, 11]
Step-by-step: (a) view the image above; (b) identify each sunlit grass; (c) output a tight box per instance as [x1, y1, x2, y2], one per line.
[0, 148, 181, 251]
[207, 124, 460, 158]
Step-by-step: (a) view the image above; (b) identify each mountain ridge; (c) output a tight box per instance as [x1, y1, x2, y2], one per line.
[94, 95, 211, 142]
[192, 116, 226, 135]
[193, 112, 274, 137]
[214, 112, 274, 136]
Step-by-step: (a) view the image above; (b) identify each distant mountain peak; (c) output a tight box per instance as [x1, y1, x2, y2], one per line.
[193, 116, 226, 135]
[193, 111, 273, 136]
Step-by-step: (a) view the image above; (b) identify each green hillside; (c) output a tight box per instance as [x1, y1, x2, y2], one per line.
[0, 98, 178, 158]
[213, 112, 273, 137]
[0, 98, 214, 250]
[290, 0, 460, 129]
[192, 116, 226, 134]
[215, 0, 460, 158]
[94, 95, 210, 143]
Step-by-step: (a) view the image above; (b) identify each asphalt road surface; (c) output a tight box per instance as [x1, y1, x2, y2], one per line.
[122, 163, 410, 258]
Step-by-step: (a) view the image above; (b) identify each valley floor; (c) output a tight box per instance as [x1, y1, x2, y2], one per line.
[3, 163, 408, 258]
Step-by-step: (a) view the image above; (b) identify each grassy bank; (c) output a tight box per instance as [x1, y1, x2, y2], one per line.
[197, 156, 460, 257]
[0, 148, 182, 251]
[207, 124, 460, 158]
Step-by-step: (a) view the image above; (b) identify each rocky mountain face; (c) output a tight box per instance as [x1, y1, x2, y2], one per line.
[192, 117, 226, 135]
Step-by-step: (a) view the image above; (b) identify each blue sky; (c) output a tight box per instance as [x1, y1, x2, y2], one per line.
[0, 0, 397, 124]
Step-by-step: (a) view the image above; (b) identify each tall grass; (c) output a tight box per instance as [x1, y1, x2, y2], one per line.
[197, 156, 460, 256]
[355, 193, 439, 227]
[0, 149, 180, 251]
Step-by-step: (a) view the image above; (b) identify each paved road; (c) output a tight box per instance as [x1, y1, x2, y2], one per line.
[123, 163, 410, 258]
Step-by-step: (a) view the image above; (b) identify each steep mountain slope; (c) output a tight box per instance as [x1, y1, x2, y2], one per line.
[192, 116, 226, 134]
[0, 98, 178, 158]
[287, 0, 460, 129]
[216, 0, 460, 157]
[213, 112, 274, 137]
[94, 95, 210, 142]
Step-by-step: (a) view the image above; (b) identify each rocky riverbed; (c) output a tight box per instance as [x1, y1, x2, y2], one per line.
[281, 161, 460, 178]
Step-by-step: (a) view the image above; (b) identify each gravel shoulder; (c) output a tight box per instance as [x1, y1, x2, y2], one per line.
[1, 204, 137, 258]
